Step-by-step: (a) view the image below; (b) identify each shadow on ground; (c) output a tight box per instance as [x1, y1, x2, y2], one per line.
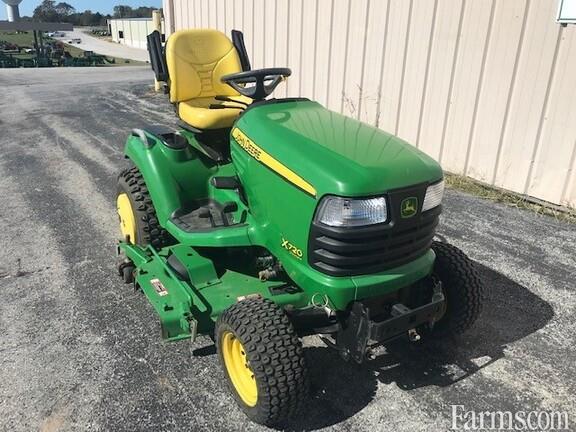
[285, 263, 554, 431]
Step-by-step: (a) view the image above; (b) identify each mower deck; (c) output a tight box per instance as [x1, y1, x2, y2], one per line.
[119, 241, 307, 341]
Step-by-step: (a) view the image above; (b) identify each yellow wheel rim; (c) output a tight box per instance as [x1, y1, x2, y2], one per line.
[117, 193, 137, 244]
[221, 331, 258, 407]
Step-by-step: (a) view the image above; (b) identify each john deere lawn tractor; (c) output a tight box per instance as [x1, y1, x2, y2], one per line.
[116, 29, 483, 425]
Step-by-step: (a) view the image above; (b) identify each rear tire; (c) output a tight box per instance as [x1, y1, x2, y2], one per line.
[116, 166, 172, 248]
[215, 298, 309, 426]
[428, 241, 484, 336]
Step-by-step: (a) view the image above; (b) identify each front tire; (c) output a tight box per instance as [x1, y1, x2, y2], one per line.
[215, 298, 309, 426]
[428, 241, 484, 336]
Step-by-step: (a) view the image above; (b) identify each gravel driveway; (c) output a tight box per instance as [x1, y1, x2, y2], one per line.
[0, 67, 574, 431]
[55, 29, 149, 62]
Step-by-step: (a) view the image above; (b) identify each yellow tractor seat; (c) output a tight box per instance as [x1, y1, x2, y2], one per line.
[178, 95, 251, 130]
[166, 29, 250, 130]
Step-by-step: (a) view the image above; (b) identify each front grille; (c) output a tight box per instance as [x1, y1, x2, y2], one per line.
[308, 184, 441, 276]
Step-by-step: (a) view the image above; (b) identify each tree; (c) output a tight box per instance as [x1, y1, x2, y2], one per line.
[55, 2, 75, 17]
[133, 7, 155, 17]
[113, 5, 133, 18]
[113, 5, 156, 18]
[91, 12, 104, 26]
[31, 1, 125, 25]
[78, 9, 94, 26]
[33, 0, 59, 22]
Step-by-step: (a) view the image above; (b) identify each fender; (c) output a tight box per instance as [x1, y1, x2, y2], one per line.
[124, 128, 216, 225]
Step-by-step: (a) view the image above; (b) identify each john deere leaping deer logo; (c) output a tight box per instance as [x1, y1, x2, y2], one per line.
[401, 197, 418, 218]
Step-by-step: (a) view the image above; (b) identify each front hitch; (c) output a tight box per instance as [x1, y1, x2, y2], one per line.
[336, 279, 445, 363]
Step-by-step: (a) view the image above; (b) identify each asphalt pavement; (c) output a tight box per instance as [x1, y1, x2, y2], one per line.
[0, 67, 575, 432]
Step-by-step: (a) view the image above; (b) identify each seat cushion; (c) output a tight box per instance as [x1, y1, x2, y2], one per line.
[178, 96, 251, 130]
[166, 29, 243, 103]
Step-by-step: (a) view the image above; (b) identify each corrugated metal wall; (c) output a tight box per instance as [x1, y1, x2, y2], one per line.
[164, 0, 576, 208]
[109, 19, 157, 49]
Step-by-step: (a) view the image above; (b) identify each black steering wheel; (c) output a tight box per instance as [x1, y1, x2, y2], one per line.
[221, 68, 291, 101]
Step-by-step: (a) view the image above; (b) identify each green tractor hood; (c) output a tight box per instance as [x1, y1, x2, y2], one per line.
[236, 100, 443, 197]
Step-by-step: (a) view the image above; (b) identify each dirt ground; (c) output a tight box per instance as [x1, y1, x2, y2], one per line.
[0, 67, 574, 431]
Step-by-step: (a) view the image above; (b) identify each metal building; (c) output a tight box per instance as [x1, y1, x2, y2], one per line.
[108, 17, 164, 50]
[163, 0, 576, 209]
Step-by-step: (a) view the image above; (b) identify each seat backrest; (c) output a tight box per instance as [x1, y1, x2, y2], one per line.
[165, 29, 243, 103]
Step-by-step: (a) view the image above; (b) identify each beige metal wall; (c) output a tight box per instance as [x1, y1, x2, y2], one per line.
[109, 18, 157, 49]
[164, 0, 576, 208]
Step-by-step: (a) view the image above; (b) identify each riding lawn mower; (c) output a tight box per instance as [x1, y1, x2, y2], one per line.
[115, 28, 484, 426]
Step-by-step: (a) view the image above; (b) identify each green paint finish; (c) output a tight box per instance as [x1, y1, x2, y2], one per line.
[352, 250, 435, 300]
[122, 99, 443, 338]
[124, 130, 216, 225]
[274, 249, 435, 310]
[120, 238, 435, 338]
[228, 100, 442, 310]
[120, 242, 201, 340]
[233, 100, 443, 197]
[170, 244, 220, 289]
[119, 241, 308, 340]
[124, 131, 253, 247]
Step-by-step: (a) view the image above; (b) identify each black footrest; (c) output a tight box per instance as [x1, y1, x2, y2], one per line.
[170, 199, 240, 232]
[211, 176, 240, 190]
[222, 201, 238, 213]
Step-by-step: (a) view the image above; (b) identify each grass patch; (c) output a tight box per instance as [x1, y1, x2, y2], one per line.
[0, 31, 39, 46]
[445, 173, 576, 224]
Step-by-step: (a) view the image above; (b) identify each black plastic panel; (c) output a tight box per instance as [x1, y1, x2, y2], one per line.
[308, 184, 441, 276]
[231, 29, 251, 71]
[147, 30, 168, 81]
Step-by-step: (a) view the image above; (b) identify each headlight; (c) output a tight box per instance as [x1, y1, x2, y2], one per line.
[316, 196, 388, 227]
[422, 180, 444, 212]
